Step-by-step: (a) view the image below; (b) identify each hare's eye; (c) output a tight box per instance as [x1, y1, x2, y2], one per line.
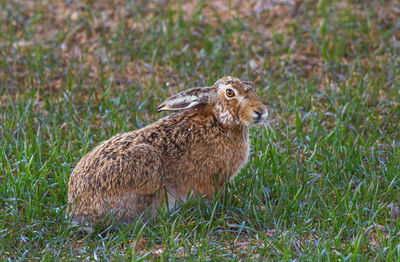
[226, 89, 235, 97]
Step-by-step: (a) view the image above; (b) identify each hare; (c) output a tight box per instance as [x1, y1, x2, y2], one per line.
[67, 76, 268, 224]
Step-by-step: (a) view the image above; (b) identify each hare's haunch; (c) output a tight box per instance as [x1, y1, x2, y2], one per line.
[68, 76, 268, 224]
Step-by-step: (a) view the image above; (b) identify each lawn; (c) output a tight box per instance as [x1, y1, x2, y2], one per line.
[1, 0, 399, 260]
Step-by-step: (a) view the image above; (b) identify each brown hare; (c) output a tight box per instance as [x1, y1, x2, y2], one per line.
[68, 76, 268, 224]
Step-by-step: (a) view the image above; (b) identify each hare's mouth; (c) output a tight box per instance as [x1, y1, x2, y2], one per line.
[252, 110, 268, 124]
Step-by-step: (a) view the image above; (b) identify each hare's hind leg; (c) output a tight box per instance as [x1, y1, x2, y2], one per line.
[117, 144, 164, 195]
[98, 144, 165, 221]
[96, 143, 164, 196]
[106, 193, 157, 223]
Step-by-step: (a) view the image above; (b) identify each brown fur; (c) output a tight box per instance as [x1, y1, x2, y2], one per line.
[67, 76, 268, 224]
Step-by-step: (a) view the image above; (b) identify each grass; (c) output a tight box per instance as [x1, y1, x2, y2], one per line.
[0, 0, 399, 260]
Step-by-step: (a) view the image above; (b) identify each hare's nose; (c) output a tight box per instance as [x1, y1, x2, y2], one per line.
[253, 111, 263, 123]
[253, 107, 268, 123]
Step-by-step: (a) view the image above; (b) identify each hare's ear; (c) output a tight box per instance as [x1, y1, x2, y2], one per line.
[156, 87, 214, 112]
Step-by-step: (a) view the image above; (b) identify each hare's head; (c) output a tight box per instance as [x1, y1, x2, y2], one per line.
[157, 76, 268, 126]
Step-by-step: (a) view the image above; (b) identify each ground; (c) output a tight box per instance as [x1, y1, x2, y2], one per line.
[0, 0, 399, 260]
